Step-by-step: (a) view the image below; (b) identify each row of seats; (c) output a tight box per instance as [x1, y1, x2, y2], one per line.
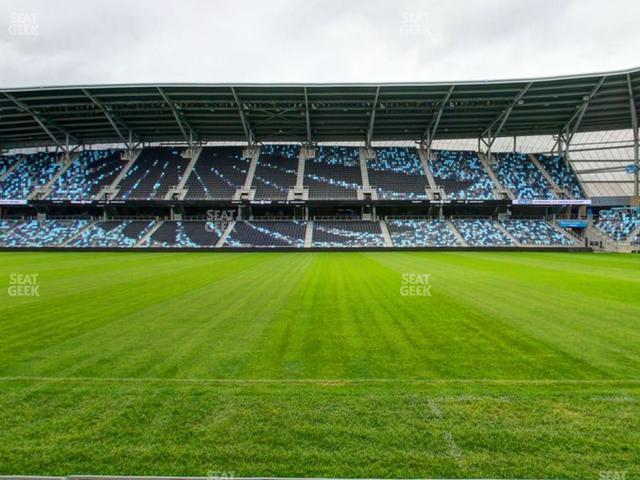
[312, 221, 385, 247]
[367, 148, 428, 200]
[0, 152, 62, 199]
[70, 221, 154, 248]
[499, 219, 575, 245]
[493, 153, 555, 199]
[0, 220, 89, 246]
[143, 221, 224, 247]
[51, 150, 124, 200]
[0, 218, 579, 248]
[536, 154, 583, 199]
[452, 219, 514, 246]
[595, 208, 640, 241]
[252, 144, 298, 200]
[431, 150, 495, 199]
[185, 147, 249, 200]
[305, 147, 362, 200]
[225, 221, 307, 248]
[387, 219, 460, 246]
[1, 147, 586, 201]
[116, 148, 189, 200]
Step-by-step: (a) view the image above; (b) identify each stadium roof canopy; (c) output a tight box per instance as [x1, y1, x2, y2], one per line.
[1, 66, 639, 149]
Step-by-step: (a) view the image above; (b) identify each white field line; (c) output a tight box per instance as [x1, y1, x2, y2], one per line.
[0, 376, 639, 385]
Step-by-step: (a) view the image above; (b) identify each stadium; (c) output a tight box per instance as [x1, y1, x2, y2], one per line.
[1, 2, 640, 480]
[1, 68, 639, 251]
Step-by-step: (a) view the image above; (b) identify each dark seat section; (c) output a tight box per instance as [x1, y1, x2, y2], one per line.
[116, 147, 189, 200]
[367, 148, 428, 200]
[305, 146, 362, 200]
[51, 149, 125, 200]
[312, 221, 384, 247]
[225, 221, 306, 248]
[184, 147, 249, 200]
[252, 145, 299, 200]
[144, 221, 224, 247]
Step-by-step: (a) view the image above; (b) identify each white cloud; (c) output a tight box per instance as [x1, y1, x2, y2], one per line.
[0, 0, 638, 87]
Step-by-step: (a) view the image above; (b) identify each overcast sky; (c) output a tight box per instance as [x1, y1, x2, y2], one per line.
[0, 0, 638, 88]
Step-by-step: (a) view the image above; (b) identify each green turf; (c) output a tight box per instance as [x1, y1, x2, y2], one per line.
[0, 251, 639, 479]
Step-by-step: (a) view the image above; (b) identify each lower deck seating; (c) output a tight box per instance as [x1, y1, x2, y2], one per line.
[143, 221, 224, 247]
[225, 221, 306, 248]
[595, 208, 640, 241]
[452, 219, 514, 246]
[68, 221, 154, 248]
[313, 221, 384, 247]
[0, 220, 89, 247]
[387, 219, 460, 247]
[0, 219, 585, 249]
[499, 219, 576, 245]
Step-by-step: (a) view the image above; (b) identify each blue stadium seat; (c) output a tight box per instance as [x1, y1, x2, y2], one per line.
[367, 148, 428, 200]
[493, 153, 555, 199]
[387, 219, 460, 246]
[305, 147, 362, 200]
[430, 150, 495, 199]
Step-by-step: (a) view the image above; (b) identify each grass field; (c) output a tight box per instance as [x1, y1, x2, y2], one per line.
[1, 251, 639, 479]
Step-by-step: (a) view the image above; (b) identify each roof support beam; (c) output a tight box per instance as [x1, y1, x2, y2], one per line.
[304, 87, 312, 144]
[82, 89, 140, 145]
[422, 85, 454, 146]
[481, 82, 533, 146]
[627, 74, 639, 197]
[562, 76, 607, 145]
[157, 87, 196, 147]
[4, 92, 79, 149]
[230, 87, 255, 145]
[366, 86, 381, 147]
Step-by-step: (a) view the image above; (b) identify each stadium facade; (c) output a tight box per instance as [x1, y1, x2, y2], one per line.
[0, 67, 639, 251]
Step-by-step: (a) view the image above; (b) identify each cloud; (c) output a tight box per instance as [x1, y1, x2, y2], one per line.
[0, 0, 638, 87]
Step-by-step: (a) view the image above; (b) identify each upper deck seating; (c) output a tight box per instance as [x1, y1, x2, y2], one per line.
[0, 152, 61, 200]
[116, 147, 189, 200]
[367, 148, 428, 200]
[252, 145, 299, 200]
[536, 154, 584, 199]
[305, 147, 362, 200]
[430, 150, 495, 199]
[50, 149, 124, 200]
[493, 153, 555, 199]
[184, 147, 249, 200]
